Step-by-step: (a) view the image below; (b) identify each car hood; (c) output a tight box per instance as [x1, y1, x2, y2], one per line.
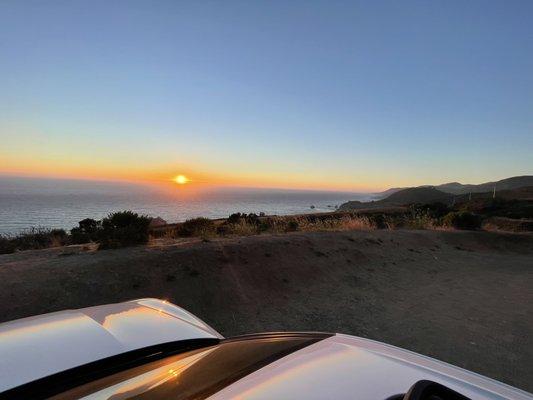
[209, 334, 532, 400]
[0, 298, 222, 392]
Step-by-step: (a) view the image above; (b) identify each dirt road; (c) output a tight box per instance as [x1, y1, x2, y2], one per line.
[1, 230, 532, 391]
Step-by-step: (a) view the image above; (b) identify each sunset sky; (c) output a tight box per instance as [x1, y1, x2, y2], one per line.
[1, 1, 532, 191]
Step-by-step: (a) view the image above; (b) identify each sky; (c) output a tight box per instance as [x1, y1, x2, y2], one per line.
[1, 0, 532, 192]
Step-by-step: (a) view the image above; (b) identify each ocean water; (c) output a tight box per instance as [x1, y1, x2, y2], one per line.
[0, 177, 370, 235]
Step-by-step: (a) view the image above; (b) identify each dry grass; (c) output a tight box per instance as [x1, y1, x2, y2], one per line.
[50, 234, 66, 248]
[223, 221, 261, 236]
[482, 217, 533, 232]
[145, 214, 380, 244]
[298, 215, 375, 231]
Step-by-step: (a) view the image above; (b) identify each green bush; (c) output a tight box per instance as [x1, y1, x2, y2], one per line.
[98, 211, 151, 249]
[179, 217, 216, 237]
[258, 217, 286, 233]
[227, 213, 244, 224]
[0, 236, 17, 254]
[286, 220, 299, 232]
[368, 214, 387, 229]
[227, 212, 260, 225]
[442, 211, 482, 230]
[71, 218, 101, 244]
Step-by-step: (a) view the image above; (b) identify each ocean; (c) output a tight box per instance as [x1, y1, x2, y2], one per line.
[0, 176, 371, 235]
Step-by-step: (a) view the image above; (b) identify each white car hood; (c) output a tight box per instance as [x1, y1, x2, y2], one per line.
[209, 334, 532, 400]
[0, 298, 222, 392]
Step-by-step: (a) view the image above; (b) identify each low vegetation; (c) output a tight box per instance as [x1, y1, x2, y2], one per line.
[70, 218, 101, 244]
[98, 211, 151, 249]
[442, 211, 482, 230]
[179, 217, 216, 237]
[0, 228, 68, 254]
[0, 211, 151, 254]
[2, 193, 532, 254]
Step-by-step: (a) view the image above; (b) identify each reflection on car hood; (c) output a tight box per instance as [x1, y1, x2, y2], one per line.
[0, 298, 222, 392]
[209, 334, 533, 400]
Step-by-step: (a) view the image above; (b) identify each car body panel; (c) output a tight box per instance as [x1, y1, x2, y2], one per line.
[1, 300, 532, 399]
[0, 299, 222, 392]
[209, 334, 532, 400]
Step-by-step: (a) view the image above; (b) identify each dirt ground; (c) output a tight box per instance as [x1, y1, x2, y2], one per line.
[0, 229, 532, 392]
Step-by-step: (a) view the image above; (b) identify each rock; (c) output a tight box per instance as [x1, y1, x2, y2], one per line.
[149, 217, 167, 228]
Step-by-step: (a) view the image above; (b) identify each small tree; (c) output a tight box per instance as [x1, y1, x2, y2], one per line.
[71, 218, 101, 244]
[227, 213, 243, 224]
[98, 211, 151, 249]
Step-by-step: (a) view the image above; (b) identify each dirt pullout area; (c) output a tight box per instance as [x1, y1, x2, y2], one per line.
[1, 230, 532, 391]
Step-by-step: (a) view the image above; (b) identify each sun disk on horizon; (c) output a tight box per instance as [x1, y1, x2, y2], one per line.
[173, 175, 189, 184]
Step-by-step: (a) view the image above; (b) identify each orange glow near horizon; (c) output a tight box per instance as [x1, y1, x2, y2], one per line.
[0, 154, 388, 192]
[0, 166, 388, 193]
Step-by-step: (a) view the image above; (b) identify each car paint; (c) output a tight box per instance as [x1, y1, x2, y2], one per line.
[0, 298, 222, 392]
[209, 334, 533, 400]
[1, 299, 532, 400]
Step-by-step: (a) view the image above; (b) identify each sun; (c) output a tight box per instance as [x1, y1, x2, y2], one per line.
[173, 175, 189, 185]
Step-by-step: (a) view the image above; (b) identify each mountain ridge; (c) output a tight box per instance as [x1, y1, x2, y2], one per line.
[374, 175, 533, 198]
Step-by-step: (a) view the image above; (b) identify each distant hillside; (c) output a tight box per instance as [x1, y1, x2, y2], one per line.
[374, 175, 533, 198]
[374, 187, 404, 198]
[436, 176, 533, 195]
[340, 187, 452, 211]
[341, 183, 533, 214]
[385, 187, 452, 204]
[454, 186, 533, 202]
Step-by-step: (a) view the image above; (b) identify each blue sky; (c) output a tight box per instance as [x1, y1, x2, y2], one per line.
[1, 0, 532, 190]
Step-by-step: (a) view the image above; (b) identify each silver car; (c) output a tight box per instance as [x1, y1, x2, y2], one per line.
[0, 299, 531, 400]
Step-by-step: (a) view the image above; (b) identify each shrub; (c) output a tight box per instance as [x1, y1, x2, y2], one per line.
[222, 220, 259, 236]
[15, 228, 52, 250]
[258, 217, 288, 233]
[410, 202, 449, 219]
[49, 229, 68, 247]
[79, 218, 99, 233]
[218, 213, 262, 236]
[179, 217, 216, 237]
[227, 213, 244, 224]
[286, 220, 299, 232]
[227, 212, 260, 225]
[367, 214, 387, 229]
[71, 218, 101, 244]
[1, 227, 69, 253]
[0, 236, 17, 254]
[442, 211, 482, 230]
[98, 211, 151, 249]
[0, 228, 70, 254]
[245, 213, 260, 225]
